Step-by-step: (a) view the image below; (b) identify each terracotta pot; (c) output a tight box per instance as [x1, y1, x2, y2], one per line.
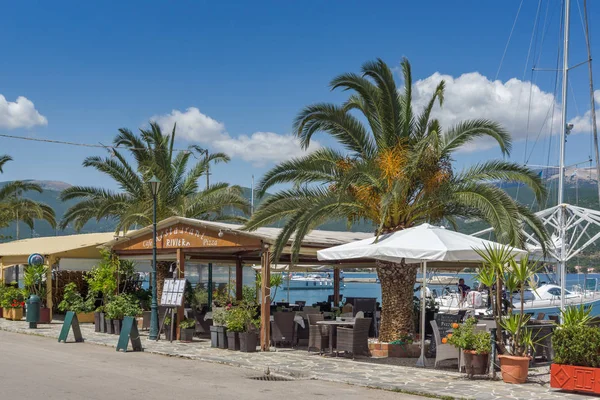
[4, 308, 23, 321]
[463, 350, 489, 376]
[39, 307, 51, 324]
[551, 364, 600, 394]
[499, 354, 530, 384]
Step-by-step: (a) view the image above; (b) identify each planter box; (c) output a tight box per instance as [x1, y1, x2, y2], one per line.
[99, 312, 106, 333]
[239, 332, 257, 353]
[551, 364, 600, 394]
[113, 319, 122, 335]
[105, 318, 115, 334]
[227, 331, 240, 350]
[216, 326, 228, 349]
[210, 326, 219, 348]
[94, 312, 102, 332]
[3, 308, 23, 321]
[0, 307, 3, 318]
[369, 342, 420, 358]
[164, 324, 174, 341]
[180, 328, 195, 343]
[76, 312, 95, 324]
[39, 307, 51, 324]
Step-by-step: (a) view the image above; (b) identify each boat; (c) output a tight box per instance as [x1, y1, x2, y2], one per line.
[284, 273, 344, 290]
[434, 278, 600, 316]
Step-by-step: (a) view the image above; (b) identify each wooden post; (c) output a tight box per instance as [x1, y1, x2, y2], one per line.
[260, 245, 271, 351]
[0, 258, 4, 283]
[333, 268, 340, 305]
[46, 256, 55, 321]
[235, 257, 243, 301]
[176, 248, 185, 340]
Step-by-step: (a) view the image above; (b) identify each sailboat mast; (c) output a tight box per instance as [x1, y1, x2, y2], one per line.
[558, 0, 571, 313]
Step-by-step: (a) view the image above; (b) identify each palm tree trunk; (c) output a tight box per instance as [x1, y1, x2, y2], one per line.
[376, 259, 418, 342]
[156, 261, 171, 304]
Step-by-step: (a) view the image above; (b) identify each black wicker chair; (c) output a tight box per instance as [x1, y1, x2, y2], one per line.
[271, 312, 296, 347]
[336, 318, 372, 358]
[307, 313, 329, 353]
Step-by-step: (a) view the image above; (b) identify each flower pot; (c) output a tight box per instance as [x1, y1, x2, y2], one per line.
[4, 308, 23, 321]
[239, 332, 257, 353]
[99, 312, 106, 333]
[39, 307, 51, 324]
[227, 331, 240, 350]
[499, 354, 530, 384]
[180, 328, 195, 342]
[463, 351, 489, 376]
[113, 319, 122, 335]
[216, 326, 228, 349]
[105, 318, 115, 334]
[94, 312, 101, 332]
[210, 325, 219, 347]
[551, 364, 600, 394]
[76, 312, 95, 324]
[164, 324, 174, 341]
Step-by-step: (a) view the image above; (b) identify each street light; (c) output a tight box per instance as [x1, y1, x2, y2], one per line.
[148, 175, 161, 340]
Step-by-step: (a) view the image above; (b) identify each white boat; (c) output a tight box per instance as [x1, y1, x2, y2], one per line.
[285, 273, 343, 290]
[434, 279, 600, 316]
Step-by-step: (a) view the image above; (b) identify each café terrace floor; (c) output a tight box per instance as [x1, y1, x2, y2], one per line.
[0, 318, 586, 400]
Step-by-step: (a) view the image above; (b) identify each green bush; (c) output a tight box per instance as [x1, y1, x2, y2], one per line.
[225, 302, 259, 333]
[104, 293, 142, 320]
[447, 317, 491, 354]
[58, 283, 95, 313]
[553, 325, 600, 368]
[1, 286, 26, 309]
[179, 318, 196, 329]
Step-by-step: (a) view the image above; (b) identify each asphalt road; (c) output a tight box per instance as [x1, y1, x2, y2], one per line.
[0, 330, 423, 400]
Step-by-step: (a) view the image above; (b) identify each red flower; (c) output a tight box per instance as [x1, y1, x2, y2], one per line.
[20, 302, 25, 307]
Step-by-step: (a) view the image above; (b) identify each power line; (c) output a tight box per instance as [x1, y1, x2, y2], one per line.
[0, 132, 198, 154]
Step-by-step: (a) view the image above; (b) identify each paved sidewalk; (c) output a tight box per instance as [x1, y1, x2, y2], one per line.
[0, 319, 585, 400]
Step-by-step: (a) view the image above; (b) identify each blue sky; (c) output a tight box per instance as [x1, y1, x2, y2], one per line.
[0, 1, 599, 191]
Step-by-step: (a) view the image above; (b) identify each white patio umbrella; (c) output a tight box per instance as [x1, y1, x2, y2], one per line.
[317, 223, 527, 367]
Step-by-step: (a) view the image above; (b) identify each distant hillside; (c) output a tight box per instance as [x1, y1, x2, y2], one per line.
[2, 178, 600, 270]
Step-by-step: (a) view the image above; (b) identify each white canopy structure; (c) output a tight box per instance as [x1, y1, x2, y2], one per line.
[317, 223, 526, 367]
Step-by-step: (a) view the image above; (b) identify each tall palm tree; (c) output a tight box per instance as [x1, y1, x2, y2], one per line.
[60, 122, 250, 298]
[0, 155, 57, 239]
[245, 59, 548, 341]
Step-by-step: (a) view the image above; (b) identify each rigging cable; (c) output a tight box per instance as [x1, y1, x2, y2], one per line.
[495, 0, 525, 80]
[581, 0, 600, 205]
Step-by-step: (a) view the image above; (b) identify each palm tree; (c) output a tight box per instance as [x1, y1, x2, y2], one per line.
[245, 59, 548, 341]
[0, 155, 56, 239]
[60, 122, 250, 298]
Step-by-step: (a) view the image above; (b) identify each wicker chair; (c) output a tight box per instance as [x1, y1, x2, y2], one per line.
[271, 312, 297, 347]
[336, 318, 372, 358]
[431, 320, 459, 367]
[307, 314, 329, 353]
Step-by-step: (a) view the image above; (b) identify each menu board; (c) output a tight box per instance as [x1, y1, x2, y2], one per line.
[435, 313, 460, 336]
[160, 279, 186, 307]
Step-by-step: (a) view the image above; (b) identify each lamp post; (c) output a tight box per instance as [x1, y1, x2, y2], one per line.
[148, 175, 161, 340]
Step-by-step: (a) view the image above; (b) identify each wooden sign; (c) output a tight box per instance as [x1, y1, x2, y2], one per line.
[116, 316, 143, 352]
[58, 311, 84, 343]
[113, 223, 261, 251]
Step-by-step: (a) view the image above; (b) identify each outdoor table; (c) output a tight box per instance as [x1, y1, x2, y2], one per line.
[317, 319, 355, 354]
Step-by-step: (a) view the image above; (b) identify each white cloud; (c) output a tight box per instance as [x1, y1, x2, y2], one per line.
[0, 95, 47, 129]
[411, 72, 561, 151]
[151, 107, 319, 165]
[568, 89, 600, 134]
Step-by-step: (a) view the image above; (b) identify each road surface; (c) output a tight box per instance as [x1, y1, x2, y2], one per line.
[0, 330, 424, 400]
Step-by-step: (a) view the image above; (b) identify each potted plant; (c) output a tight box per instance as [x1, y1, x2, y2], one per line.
[58, 283, 96, 323]
[24, 264, 51, 323]
[179, 318, 195, 342]
[475, 246, 539, 384]
[1, 287, 26, 320]
[233, 302, 260, 353]
[0, 282, 6, 318]
[163, 316, 174, 341]
[550, 305, 600, 394]
[225, 305, 244, 351]
[105, 294, 142, 335]
[447, 317, 491, 377]
[210, 307, 228, 349]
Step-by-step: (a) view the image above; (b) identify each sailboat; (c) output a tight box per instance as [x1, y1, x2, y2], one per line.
[436, 0, 600, 316]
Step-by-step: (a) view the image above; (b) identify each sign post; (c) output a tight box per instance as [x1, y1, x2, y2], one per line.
[157, 278, 186, 342]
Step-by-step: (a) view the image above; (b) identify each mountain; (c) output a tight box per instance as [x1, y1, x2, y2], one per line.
[1, 178, 600, 270]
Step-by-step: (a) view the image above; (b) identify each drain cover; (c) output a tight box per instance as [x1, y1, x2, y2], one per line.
[249, 375, 294, 382]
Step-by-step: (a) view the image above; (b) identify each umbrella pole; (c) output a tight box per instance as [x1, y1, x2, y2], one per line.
[287, 270, 291, 303]
[416, 261, 427, 367]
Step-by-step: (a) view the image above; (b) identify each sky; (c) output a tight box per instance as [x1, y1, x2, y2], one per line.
[1, 0, 600, 192]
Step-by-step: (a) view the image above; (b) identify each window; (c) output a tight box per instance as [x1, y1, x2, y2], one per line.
[547, 288, 562, 296]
